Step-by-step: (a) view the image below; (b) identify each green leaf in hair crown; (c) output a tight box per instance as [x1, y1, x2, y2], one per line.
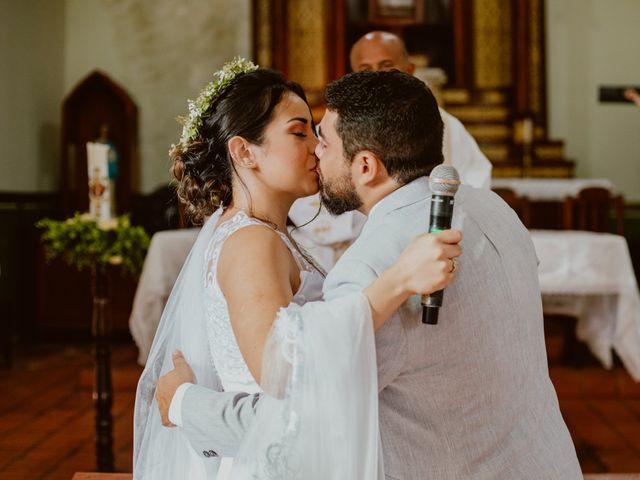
[174, 57, 259, 150]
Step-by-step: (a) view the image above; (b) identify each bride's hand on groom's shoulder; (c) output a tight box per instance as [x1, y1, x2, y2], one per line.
[156, 350, 197, 427]
[396, 229, 462, 296]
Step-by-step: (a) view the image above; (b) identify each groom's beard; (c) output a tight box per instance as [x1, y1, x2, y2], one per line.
[320, 170, 363, 215]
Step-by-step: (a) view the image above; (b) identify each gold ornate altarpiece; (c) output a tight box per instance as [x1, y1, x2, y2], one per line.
[252, 0, 572, 177]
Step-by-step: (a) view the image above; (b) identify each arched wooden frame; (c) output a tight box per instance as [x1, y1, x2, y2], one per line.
[61, 71, 138, 216]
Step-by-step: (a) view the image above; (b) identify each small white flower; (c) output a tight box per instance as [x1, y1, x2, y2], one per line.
[177, 57, 258, 147]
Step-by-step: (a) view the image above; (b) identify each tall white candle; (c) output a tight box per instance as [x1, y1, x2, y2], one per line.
[86, 142, 112, 221]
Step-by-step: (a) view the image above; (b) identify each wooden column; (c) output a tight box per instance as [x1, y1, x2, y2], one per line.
[91, 265, 114, 472]
[513, 0, 531, 113]
[327, 0, 347, 80]
[452, 0, 474, 89]
[252, 0, 288, 73]
[512, 0, 535, 176]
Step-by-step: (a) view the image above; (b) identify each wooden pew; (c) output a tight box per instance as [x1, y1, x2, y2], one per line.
[72, 474, 640, 480]
[72, 474, 132, 480]
[584, 475, 640, 479]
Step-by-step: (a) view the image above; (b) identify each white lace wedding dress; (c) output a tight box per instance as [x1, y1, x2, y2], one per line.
[134, 208, 383, 480]
[202, 210, 324, 477]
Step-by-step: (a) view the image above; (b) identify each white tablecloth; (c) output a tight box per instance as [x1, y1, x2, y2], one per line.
[129, 228, 640, 381]
[530, 230, 640, 380]
[129, 229, 199, 364]
[491, 178, 615, 201]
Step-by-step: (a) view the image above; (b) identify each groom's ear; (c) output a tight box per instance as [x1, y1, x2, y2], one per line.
[227, 136, 257, 169]
[352, 150, 388, 186]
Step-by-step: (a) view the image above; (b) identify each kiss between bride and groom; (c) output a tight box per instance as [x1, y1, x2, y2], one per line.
[134, 59, 581, 479]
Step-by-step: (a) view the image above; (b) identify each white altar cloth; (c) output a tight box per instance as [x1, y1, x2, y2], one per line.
[491, 178, 615, 201]
[129, 228, 199, 365]
[530, 230, 640, 380]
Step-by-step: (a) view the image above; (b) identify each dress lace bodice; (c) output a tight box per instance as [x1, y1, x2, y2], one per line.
[202, 210, 324, 393]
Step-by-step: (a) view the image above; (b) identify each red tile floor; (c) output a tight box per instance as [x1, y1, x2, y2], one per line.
[1, 338, 639, 479]
[0, 344, 140, 480]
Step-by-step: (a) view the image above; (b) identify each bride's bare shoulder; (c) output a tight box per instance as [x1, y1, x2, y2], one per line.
[217, 224, 295, 287]
[221, 224, 288, 258]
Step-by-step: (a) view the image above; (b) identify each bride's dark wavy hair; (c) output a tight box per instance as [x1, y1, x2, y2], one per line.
[170, 69, 308, 225]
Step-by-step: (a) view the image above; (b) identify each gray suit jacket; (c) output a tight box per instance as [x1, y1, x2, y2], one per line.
[180, 176, 582, 479]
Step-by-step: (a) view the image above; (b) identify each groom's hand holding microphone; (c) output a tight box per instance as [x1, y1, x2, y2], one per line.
[395, 229, 462, 295]
[421, 165, 461, 324]
[156, 350, 196, 427]
[385, 165, 462, 327]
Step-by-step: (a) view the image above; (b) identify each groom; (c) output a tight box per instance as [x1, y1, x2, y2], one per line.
[157, 71, 581, 478]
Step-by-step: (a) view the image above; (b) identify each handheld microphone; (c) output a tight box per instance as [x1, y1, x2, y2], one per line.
[422, 164, 461, 325]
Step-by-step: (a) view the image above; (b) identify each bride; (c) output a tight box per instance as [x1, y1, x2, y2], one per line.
[133, 59, 461, 479]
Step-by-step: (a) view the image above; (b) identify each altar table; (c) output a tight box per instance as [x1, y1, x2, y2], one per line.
[530, 230, 640, 381]
[72, 474, 132, 480]
[129, 229, 200, 364]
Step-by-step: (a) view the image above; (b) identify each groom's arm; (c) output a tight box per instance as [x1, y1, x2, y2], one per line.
[180, 385, 261, 458]
[323, 257, 379, 301]
[156, 353, 261, 459]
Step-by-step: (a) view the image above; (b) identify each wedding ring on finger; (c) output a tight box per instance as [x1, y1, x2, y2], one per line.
[449, 258, 458, 273]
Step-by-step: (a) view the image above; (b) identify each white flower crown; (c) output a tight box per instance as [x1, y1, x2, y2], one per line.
[174, 57, 259, 150]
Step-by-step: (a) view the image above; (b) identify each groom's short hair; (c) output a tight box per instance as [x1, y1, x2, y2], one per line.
[324, 70, 444, 184]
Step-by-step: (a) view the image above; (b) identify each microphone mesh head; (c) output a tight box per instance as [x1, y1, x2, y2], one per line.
[429, 164, 461, 195]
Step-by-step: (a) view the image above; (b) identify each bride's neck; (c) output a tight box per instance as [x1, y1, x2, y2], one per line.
[228, 191, 292, 232]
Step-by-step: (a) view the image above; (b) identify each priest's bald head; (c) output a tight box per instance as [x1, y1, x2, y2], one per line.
[349, 31, 416, 75]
